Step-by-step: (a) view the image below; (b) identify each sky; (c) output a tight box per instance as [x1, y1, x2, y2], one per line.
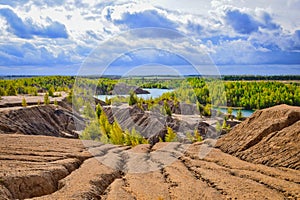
[0, 0, 299, 75]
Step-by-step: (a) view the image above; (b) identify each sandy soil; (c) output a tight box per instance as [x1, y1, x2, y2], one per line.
[0, 134, 299, 200]
[0, 92, 67, 111]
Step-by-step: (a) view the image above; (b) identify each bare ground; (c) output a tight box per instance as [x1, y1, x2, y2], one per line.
[0, 134, 299, 200]
[0, 104, 299, 199]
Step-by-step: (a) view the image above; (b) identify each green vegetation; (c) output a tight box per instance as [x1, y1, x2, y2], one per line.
[163, 100, 172, 116]
[1, 75, 299, 146]
[185, 129, 202, 143]
[48, 86, 55, 97]
[129, 91, 138, 106]
[1, 75, 297, 111]
[96, 103, 102, 118]
[222, 120, 231, 131]
[83, 103, 95, 119]
[165, 127, 178, 142]
[124, 128, 148, 146]
[81, 105, 148, 146]
[227, 107, 233, 115]
[236, 109, 243, 120]
[44, 93, 50, 105]
[6, 84, 17, 96]
[54, 99, 58, 106]
[187, 78, 300, 110]
[193, 129, 202, 142]
[0, 76, 74, 96]
[222, 75, 300, 81]
[216, 121, 222, 132]
[22, 97, 27, 107]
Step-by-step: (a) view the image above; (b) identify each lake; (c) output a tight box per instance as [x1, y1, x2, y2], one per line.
[96, 88, 173, 101]
[215, 107, 254, 117]
[97, 88, 254, 117]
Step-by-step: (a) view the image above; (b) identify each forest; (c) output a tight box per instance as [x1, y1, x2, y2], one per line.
[0, 76, 299, 110]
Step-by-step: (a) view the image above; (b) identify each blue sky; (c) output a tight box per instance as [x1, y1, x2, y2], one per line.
[0, 0, 299, 75]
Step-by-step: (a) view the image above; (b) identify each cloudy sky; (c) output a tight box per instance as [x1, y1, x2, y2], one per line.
[0, 0, 299, 75]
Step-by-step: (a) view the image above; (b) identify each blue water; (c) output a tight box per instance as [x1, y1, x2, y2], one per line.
[215, 107, 254, 117]
[97, 88, 255, 117]
[96, 88, 173, 101]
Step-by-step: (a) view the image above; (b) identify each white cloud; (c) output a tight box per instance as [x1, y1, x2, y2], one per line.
[0, 0, 299, 74]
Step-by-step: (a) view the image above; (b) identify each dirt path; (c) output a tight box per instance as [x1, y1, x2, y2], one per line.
[0, 92, 67, 111]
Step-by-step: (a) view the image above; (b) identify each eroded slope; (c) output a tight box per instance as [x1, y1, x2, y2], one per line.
[216, 104, 300, 169]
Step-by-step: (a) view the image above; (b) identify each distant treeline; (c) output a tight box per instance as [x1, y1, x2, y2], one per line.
[0, 76, 75, 96]
[1, 76, 299, 111]
[186, 78, 300, 109]
[222, 75, 300, 81]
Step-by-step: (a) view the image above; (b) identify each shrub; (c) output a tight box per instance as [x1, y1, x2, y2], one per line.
[6, 85, 17, 96]
[105, 97, 111, 105]
[217, 108, 222, 117]
[83, 103, 95, 119]
[222, 120, 227, 129]
[81, 105, 149, 146]
[215, 121, 222, 132]
[110, 120, 124, 145]
[165, 127, 177, 142]
[67, 90, 73, 104]
[194, 129, 202, 142]
[128, 91, 137, 106]
[54, 99, 58, 106]
[202, 104, 211, 116]
[0, 87, 6, 96]
[163, 100, 172, 116]
[227, 107, 233, 115]
[48, 86, 55, 97]
[96, 103, 102, 119]
[22, 97, 27, 107]
[186, 132, 193, 142]
[44, 93, 50, 105]
[222, 120, 231, 131]
[236, 109, 243, 120]
[124, 128, 148, 146]
[80, 120, 101, 140]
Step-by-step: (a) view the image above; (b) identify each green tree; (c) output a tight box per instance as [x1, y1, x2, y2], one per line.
[165, 127, 178, 142]
[217, 108, 222, 117]
[22, 97, 27, 107]
[215, 121, 222, 132]
[83, 103, 95, 119]
[203, 104, 211, 116]
[236, 109, 243, 120]
[227, 107, 233, 115]
[67, 90, 73, 104]
[0, 87, 5, 96]
[186, 132, 194, 142]
[129, 91, 137, 106]
[163, 100, 172, 116]
[105, 96, 111, 105]
[44, 93, 50, 105]
[222, 120, 231, 131]
[96, 103, 102, 119]
[6, 85, 17, 96]
[80, 120, 101, 140]
[194, 129, 202, 142]
[222, 120, 227, 129]
[110, 120, 124, 145]
[48, 86, 55, 97]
